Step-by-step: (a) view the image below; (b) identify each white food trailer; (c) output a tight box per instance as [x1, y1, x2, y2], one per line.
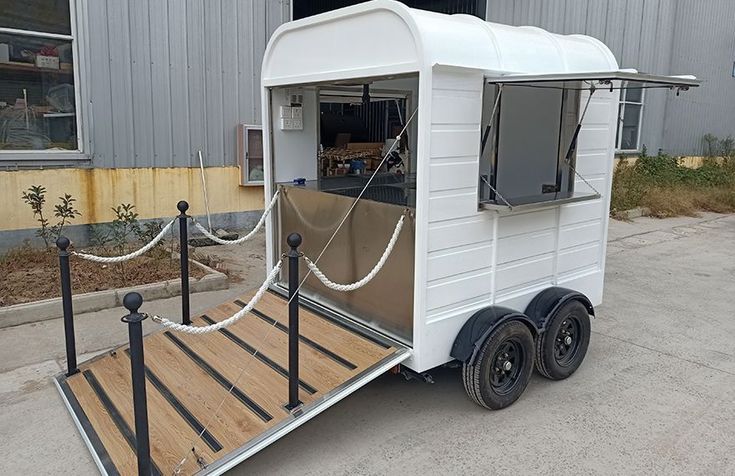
[262, 0, 698, 410]
[55, 2, 701, 474]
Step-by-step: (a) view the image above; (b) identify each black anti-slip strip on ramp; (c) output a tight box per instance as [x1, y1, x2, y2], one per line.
[163, 332, 273, 422]
[123, 349, 223, 452]
[233, 299, 358, 370]
[199, 314, 318, 395]
[265, 292, 392, 349]
[82, 370, 163, 476]
[58, 378, 120, 476]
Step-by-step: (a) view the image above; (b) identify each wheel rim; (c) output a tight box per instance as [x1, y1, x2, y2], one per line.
[554, 315, 582, 367]
[488, 338, 524, 395]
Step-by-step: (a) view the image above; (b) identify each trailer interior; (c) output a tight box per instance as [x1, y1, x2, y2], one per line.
[270, 74, 419, 345]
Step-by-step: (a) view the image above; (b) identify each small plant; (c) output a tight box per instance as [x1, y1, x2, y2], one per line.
[109, 203, 141, 255]
[718, 136, 734, 159]
[50, 194, 81, 239]
[703, 133, 718, 157]
[21, 185, 51, 248]
[21, 186, 82, 249]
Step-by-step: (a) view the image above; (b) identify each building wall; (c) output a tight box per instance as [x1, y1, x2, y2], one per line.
[84, 0, 289, 168]
[485, 0, 735, 156]
[1, 0, 290, 244]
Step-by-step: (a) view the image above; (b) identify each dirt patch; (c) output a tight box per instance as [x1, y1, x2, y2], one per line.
[0, 246, 207, 307]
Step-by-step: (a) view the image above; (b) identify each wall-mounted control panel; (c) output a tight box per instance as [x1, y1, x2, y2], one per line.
[280, 88, 304, 130]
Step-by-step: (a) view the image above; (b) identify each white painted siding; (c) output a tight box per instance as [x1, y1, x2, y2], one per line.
[418, 70, 618, 371]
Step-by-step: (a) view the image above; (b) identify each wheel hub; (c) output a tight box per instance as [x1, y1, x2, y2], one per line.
[554, 315, 582, 366]
[489, 339, 524, 395]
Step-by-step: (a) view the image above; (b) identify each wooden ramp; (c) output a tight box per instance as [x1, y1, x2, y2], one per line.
[55, 290, 409, 475]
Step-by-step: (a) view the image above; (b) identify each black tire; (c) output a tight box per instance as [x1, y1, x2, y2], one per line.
[535, 300, 591, 380]
[462, 320, 535, 410]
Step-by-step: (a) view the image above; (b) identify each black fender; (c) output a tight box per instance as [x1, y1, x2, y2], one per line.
[524, 287, 595, 332]
[450, 306, 538, 364]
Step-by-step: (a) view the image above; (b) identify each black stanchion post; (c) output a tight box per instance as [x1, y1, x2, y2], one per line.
[177, 200, 191, 325]
[121, 292, 152, 476]
[286, 232, 302, 410]
[56, 236, 78, 376]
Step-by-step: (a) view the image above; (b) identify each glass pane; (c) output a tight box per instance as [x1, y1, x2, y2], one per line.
[0, 0, 71, 35]
[624, 84, 643, 103]
[246, 128, 264, 182]
[0, 33, 76, 150]
[620, 104, 641, 150]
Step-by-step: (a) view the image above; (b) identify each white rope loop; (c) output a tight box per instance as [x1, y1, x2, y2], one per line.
[191, 189, 280, 245]
[303, 213, 405, 292]
[72, 218, 176, 263]
[151, 259, 283, 334]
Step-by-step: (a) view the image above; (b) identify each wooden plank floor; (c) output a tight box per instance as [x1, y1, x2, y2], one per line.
[59, 291, 399, 475]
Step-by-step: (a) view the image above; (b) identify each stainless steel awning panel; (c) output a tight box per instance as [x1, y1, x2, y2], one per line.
[485, 71, 700, 89]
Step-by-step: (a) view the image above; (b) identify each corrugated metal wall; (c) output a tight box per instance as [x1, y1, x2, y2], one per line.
[85, 0, 289, 168]
[664, 0, 735, 155]
[486, 0, 735, 156]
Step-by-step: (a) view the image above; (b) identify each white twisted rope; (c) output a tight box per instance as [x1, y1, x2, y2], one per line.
[150, 259, 282, 334]
[303, 214, 405, 292]
[191, 190, 280, 245]
[72, 219, 176, 263]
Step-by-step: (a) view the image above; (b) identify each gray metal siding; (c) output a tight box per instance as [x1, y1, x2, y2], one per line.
[663, 0, 735, 155]
[487, 0, 735, 156]
[85, 0, 289, 168]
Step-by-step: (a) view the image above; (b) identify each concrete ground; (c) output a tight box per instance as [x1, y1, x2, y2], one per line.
[1, 213, 733, 475]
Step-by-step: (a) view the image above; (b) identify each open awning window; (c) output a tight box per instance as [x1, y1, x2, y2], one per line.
[485, 70, 700, 91]
[477, 70, 699, 212]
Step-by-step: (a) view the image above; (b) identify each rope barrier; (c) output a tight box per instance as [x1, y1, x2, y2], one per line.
[190, 190, 280, 245]
[149, 259, 282, 334]
[72, 218, 176, 263]
[303, 214, 405, 292]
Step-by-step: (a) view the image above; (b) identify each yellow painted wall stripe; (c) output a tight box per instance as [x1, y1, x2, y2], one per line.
[1, 167, 264, 231]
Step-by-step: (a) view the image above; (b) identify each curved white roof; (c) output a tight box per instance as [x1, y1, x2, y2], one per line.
[262, 0, 619, 86]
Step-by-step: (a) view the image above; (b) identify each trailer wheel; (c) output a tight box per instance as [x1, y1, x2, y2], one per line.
[535, 300, 591, 380]
[462, 320, 534, 410]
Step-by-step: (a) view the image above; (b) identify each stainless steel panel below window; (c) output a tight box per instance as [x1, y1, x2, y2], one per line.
[277, 184, 415, 344]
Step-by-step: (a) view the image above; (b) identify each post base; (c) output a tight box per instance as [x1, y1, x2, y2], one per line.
[284, 401, 303, 413]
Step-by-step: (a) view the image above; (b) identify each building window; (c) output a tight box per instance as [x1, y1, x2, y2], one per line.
[0, 1, 79, 152]
[616, 84, 644, 152]
[294, 0, 486, 20]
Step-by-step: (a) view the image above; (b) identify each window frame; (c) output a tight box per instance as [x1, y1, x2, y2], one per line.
[238, 124, 265, 186]
[0, 0, 87, 162]
[616, 83, 645, 153]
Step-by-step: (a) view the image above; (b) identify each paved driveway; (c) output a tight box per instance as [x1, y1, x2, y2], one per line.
[1, 213, 733, 475]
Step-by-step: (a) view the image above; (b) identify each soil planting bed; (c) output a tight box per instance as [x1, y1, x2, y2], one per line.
[0, 247, 206, 307]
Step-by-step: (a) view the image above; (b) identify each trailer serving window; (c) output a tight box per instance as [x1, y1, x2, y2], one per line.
[479, 71, 700, 211]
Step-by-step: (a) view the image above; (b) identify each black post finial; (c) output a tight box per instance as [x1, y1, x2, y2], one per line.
[56, 235, 70, 251]
[123, 292, 144, 315]
[287, 232, 302, 250]
[177, 200, 189, 215]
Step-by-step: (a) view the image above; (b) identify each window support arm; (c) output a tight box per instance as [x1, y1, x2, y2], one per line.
[480, 84, 503, 155]
[563, 83, 596, 164]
